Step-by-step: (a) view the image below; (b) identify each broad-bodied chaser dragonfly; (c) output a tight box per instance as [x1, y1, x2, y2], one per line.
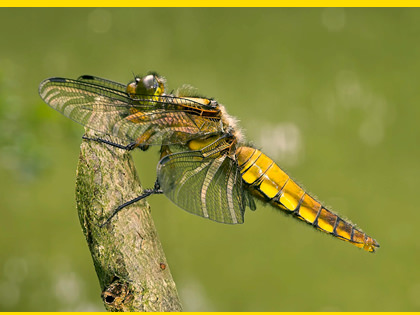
[39, 73, 379, 253]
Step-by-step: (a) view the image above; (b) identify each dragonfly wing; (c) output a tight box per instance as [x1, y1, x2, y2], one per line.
[121, 109, 221, 146]
[157, 150, 247, 224]
[39, 77, 136, 139]
[77, 74, 127, 92]
[39, 77, 222, 146]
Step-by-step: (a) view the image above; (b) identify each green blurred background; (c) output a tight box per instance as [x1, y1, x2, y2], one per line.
[0, 8, 418, 311]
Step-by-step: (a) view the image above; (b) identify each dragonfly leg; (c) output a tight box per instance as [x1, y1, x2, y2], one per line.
[138, 144, 150, 151]
[159, 145, 173, 160]
[100, 179, 163, 227]
[82, 135, 138, 151]
[130, 127, 156, 151]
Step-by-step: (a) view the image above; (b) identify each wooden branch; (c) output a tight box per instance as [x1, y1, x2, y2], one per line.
[75, 129, 182, 312]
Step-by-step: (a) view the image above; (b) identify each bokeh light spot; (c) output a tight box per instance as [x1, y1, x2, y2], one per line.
[322, 8, 346, 32]
[87, 9, 112, 34]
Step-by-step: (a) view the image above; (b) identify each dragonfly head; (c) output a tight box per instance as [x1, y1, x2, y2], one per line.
[126, 73, 165, 98]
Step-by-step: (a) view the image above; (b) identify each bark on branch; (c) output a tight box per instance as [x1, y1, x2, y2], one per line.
[75, 129, 182, 312]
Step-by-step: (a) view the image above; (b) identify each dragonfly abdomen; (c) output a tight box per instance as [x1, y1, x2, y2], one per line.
[235, 146, 379, 252]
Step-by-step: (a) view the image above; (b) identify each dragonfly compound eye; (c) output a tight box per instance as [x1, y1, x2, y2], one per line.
[141, 75, 157, 92]
[141, 74, 165, 96]
[126, 74, 159, 97]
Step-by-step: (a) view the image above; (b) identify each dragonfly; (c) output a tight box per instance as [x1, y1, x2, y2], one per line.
[39, 73, 380, 253]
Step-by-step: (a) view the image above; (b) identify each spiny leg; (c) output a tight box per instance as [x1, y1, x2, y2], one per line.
[100, 180, 163, 227]
[82, 135, 150, 151]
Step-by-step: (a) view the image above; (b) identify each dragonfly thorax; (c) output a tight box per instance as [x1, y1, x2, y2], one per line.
[218, 103, 245, 145]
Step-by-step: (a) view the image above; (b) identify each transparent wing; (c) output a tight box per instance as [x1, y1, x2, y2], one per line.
[77, 74, 127, 92]
[39, 77, 222, 146]
[157, 150, 249, 224]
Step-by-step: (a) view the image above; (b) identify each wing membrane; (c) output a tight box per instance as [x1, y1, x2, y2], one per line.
[157, 150, 249, 224]
[39, 77, 222, 146]
[77, 74, 127, 92]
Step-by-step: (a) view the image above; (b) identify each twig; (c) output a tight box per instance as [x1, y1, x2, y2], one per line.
[75, 129, 182, 312]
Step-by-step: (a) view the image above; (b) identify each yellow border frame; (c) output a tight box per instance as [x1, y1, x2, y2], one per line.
[3, 1, 420, 7]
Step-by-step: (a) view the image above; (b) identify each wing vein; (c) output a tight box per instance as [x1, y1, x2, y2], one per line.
[201, 156, 226, 218]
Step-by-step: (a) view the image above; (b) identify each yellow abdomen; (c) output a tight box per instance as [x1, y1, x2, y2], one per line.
[236, 146, 379, 253]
